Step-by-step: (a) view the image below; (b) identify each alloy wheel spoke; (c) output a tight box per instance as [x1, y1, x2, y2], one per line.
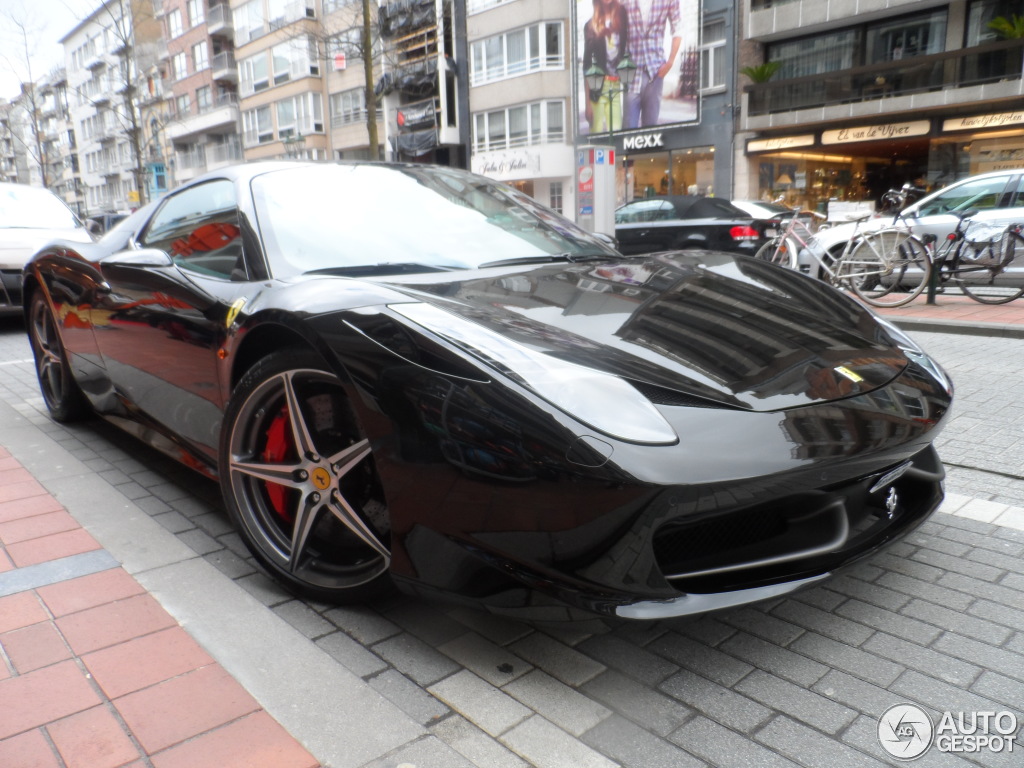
[289, 493, 324, 573]
[230, 458, 305, 489]
[281, 371, 319, 460]
[328, 489, 390, 562]
[328, 439, 372, 478]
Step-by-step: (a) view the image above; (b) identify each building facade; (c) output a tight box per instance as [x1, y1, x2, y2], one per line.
[156, 0, 243, 185]
[61, 0, 167, 215]
[737, 0, 1024, 217]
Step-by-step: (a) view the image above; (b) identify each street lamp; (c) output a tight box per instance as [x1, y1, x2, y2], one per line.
[584, 53, 638, 142]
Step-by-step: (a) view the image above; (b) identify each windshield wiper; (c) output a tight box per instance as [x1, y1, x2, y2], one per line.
[479, 252, 610, 268]
[306, 263, 457, 277]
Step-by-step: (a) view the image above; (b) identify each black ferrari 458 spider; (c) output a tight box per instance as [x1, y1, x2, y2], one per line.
[24, 162, 953, 620]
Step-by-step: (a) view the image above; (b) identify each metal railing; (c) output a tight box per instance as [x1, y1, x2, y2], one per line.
[746, 39, 1024, 116]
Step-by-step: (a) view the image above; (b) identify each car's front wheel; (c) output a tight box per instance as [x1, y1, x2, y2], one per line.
[28, 291, 89, 422]
[220, 350, 391, 602]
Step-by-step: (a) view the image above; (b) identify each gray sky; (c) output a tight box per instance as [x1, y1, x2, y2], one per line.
[0, 0, 90, 99]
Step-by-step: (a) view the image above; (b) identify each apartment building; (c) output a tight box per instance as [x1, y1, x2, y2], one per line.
[230, 0, 466, 166]
[157, 0, 243, 183]
[36, 70, 86, 215]
[467, 0, 737, 213]
[737, 0, 1024, 215]
[0, 103, 19, 184]
[61, 0, 166, 215]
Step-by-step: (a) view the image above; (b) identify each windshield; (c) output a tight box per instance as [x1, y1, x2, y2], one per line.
[0, 184, 81, 230]
[252, 164, 617, 275]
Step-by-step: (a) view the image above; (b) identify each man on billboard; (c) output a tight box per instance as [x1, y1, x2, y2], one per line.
[622, 0, 682, 129]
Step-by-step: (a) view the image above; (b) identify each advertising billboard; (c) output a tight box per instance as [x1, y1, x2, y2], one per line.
[575, 0, 701, 139]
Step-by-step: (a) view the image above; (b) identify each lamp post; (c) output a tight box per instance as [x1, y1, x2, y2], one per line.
[584, 53, 638, 144]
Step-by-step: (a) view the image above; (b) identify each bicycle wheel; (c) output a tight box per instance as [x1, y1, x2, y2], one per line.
[840, 231, 931, 308]
[754, 236, 798, 269]
[954, 230, 1024, 304]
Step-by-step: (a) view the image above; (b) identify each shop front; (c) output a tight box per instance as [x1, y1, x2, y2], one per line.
[602, 128, 725, 207]
[471, 144, 575, 216]
[744, 109, 1024, 221]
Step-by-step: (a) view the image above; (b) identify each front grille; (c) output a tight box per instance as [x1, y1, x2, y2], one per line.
[652, 447, 943, 593]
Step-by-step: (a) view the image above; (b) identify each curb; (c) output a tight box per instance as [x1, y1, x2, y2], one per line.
[888, 316, 1024, 339]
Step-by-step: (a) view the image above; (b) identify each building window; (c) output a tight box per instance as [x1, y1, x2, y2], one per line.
[239, 52, 270, 95]
[243, 106, 273, 145]
[193, 42, 209, 72]
[549, 181, 563, 214]
[172, 51, 188, 80]
[187, 0, 205, 26]
[276, 93, 324, 137]
[700, 19, 727, 92]
[470, 22, 564, 85]
[176, 94, 191, 115]
[472, 99, 565, 152]
[271, 37, 319, 85]
[330, 88, 366, 126]
[196, 85, 212, 112]
[167, 9, 183, 39]
[233, 0, 264, 45]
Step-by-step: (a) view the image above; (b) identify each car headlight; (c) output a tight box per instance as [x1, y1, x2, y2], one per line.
[391, 303, 678, 445]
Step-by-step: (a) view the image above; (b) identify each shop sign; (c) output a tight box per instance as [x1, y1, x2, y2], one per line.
[477, 151, 539, 177]
[622, 132, 664, 150]
[747, 135, 815, 153]
[943, 111, 1024, 132]
[821, 120, 930, 145]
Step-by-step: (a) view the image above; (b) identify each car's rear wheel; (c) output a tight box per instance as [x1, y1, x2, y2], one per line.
[28, 291, 89, 422]
[220, 350, 391, 602]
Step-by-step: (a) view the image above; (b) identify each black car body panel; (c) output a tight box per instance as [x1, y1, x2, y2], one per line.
[23, 162, 952, 621]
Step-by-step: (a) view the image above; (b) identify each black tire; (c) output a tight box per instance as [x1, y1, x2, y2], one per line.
[954, 231, 1024, 304]
[28, 291, 89, 422]
[755, 237, 798, 268]
[220, 349, 391, 602]
[843, 231, 931, 308]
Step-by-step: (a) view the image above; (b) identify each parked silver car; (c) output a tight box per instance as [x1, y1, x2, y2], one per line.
[1, 183, 92, 316]
[811, 169, 1024, 259]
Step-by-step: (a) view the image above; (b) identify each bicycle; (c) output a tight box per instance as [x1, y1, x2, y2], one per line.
[754, 205, 826, 270]
[925, 212, 1024, 304]
[756, 195, 932, 308]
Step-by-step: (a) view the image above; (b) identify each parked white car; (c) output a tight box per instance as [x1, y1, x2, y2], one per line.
[811, 169, 1024, 261]
[0, 183, 92, 316]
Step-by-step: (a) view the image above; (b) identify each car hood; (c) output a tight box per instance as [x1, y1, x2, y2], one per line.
[376, 251, 910, 413]
[0, 227, 92, 270]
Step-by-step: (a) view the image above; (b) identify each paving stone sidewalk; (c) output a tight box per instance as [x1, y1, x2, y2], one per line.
[2, 322, 1024, 768]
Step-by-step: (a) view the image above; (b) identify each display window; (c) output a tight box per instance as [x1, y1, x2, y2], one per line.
[616, 146, 715, 206]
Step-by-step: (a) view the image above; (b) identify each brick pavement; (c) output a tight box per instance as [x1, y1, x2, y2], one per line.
[0, 447, 320, 768]
[2, 308, 1024, 768]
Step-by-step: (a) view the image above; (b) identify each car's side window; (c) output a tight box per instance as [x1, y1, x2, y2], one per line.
[141, 180, 245, 280]
[916, 176, 1011, 217]
[616, 200, 673, 223]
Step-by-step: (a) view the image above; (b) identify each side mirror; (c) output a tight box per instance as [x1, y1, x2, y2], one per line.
[86, 219, 102, 236]
[102, 248, 174, 268]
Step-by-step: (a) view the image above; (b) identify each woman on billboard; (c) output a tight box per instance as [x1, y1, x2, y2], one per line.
[582, 0, 630, 134]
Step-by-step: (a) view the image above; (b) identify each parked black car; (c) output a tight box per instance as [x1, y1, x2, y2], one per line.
[24, 162, 952, 621]
[615, 195, 773, 255]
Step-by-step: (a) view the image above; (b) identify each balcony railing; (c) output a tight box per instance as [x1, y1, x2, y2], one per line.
[176, 146, 207, 171]
[746, 38, 1024, 117]
[211, 51, 237, 82]
[207, 3, 233, 36]
[208, 138, 242, 165]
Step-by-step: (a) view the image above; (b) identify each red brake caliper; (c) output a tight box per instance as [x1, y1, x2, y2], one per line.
[262, 405, 294, 522]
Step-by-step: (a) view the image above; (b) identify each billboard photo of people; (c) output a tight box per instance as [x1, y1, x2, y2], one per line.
[576, 0, 701, 137]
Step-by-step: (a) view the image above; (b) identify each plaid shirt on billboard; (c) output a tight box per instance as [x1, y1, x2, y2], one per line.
[623, 0, 682, 93]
